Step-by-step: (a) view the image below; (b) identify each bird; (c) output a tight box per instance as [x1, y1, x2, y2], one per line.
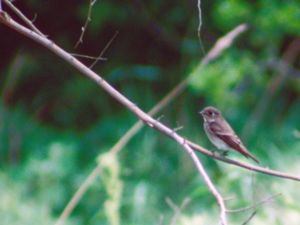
[199, 106, 259, 164]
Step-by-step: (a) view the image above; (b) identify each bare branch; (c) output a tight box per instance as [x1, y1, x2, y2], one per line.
[3, 0, 45, 36]
[202, 24, 247, 65]
[74, 0, 97, 48]
[70, 53, 107, 60]
[89, 30, 119, 68]
[179, 141, 228, 225]
[242, 211, 257, 225]
[197, 0, 202, 39]
[54, 165, 102, 225]
[166, 197, 191, 225]
[226, 193, 281, 213]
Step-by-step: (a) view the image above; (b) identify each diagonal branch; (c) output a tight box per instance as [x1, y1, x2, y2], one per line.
[0, 10, 228, 225]
[54, 165, 102, 225]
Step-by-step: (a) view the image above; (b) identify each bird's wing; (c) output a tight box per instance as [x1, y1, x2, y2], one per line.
[208, 120, 234, 136]
[209, 122, 242, 147]
[209, 122, 259, 163]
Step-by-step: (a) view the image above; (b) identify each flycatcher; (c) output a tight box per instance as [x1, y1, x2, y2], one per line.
[200, 106, 259, 164]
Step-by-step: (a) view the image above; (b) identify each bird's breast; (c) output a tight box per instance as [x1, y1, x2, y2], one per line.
[204, 122, 229, 150]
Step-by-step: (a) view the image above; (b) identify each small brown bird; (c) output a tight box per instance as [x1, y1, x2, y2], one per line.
[200, 106, 259, 164]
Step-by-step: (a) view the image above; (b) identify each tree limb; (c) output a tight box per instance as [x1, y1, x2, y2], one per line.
[0, 9, 228, 225]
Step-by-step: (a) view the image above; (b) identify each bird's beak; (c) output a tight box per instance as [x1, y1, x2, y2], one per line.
[199, 110, 204, 115]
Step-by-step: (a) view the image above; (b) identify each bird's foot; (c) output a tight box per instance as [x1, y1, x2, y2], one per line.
[221, 150, 229, 157]
[211, 150, 228, 158]
[211, 150, 217, 157]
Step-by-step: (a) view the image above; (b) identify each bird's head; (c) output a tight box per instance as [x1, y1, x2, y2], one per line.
[199, 106, 221, 122]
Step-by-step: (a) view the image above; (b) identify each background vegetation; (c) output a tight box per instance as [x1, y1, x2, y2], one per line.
[1, 0, 300, 224]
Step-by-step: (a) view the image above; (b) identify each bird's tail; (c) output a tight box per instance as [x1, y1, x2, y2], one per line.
[237, 144, 260, 164]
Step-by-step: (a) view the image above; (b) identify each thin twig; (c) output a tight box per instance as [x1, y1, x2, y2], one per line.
[242, 211, 257, 225]
[175, 139, 228, 225]
[70, 53, 107, 60]
[3, 0, 45, 36]
[226, 193, 281, 213]
[157, 214, 164, 225]
[202, 24, 247, 65]
[54, 165, 102, 225]
[166, 197, 191, 225]
[197, 0, 202, 39]
[89, 30, 119, 68]
[74, 0, 97, 48]
[196, 0, 205, 55]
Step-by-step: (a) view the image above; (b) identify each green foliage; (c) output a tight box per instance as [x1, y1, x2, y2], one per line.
[189, 51, 262, 108]
[213, 0, 253, 30]
[0, 171, 59, 225]
[98, 152, 123, 225]
[214, 0, 300, 45]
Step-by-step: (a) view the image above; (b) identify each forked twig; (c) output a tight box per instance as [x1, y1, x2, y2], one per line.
[3, 0, 45, 36]
[226, 193, 281, 213]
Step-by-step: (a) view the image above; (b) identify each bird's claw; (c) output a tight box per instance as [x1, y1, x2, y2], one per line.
[222, 151, 229, 157]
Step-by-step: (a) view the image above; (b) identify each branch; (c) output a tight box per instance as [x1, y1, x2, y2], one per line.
[3, 0, 45, 36]
[187, 141, 300, 181]
[242, 211, 256, 225]
[54, 165, 102, 225]
[70, 52, 106, 60]
[89, 30, 118, 68]
[180, 141, 227, 224]
[74, 0, 97, 48]
[166, 197, 191, 225]
[226, 193, 281, 213]
[0, 9, 228, 225]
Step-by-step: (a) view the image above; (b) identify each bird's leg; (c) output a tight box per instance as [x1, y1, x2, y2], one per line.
[211, 149, 218, 157]
[211, 149, 229, 158]
[221, 150, 229, 157]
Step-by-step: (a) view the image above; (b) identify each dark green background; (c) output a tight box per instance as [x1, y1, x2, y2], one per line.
[1, 0, 300, 224]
